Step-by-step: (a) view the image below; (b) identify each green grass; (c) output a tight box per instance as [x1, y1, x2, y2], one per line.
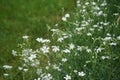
[0, 0, 75, 64]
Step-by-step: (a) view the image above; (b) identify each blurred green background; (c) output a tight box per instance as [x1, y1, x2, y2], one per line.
[0, 0, 75, 64]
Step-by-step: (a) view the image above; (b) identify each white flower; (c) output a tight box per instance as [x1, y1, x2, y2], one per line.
[103, 37, 112, 41]
[46, 66, 49, 70]
[36, 38, 50, 43]
[63, 35, 69, 39]
[42, 73, 53, 80]
[93, 6, 100, 10]
[22, 35, 29, 39]
[89, 28, 94, 31]
[87, 32, 92, 36]
[3, 65, 12, 69]
[28, 54, 36, 61]
[62, 58, 67, 62]
[36, 69, 42, 75]
[78, 71, 86, 76]
[3, 73, 9, 77]
[76, 0, 81, 7]
[23, 68, 28, 72]
[31, 60, 40, 67]
[92, 2, 96, 5]
[57, 37, 64, 42]
[62, 17, 67, 21]
[113, 13, 119, 16]
[86, 49, 92, 53]
[101, 1, 107, 6]
[62, 49, 70, 53]
[77, 46, 82, 51]
[53, 64, 61, 71]
[18, 67, 23, 70]
[109, 42, 117, 46]
[93, 25, 98, 28]
[81, 21, 89, 26]
[85, 61, 91, 63]
[43, 39, 51, 43]
[40, 45, 49, 53]
[77, 1, 80, 4]
[51, 29, 59, 32]
[76, 27, 84, 31]
[77, 3, 81, 7]
[12, 50, 17, 56]
[74, 70, 78, 73]
[103, 22, 109, 26]
[97, 11, 103, 16]
[62, 13, 70, 21]
[69, 43, 75, 50]
[106, 33, 111, 36]
[100, 22, 104, 24]
[55, 23, 58, 26]
[36, 38, 42, 43]
[64, 74, 71, 80]
[22, 49, 33, 55]
[34, 78, 41, 80]
[117, 36, 120, 40]
[101, 56, 110, 60]
[52, 46, 60, 52]
[65, 13, 70, 18]
[85, 2, 89, 5]
[96, 47, 104, 53]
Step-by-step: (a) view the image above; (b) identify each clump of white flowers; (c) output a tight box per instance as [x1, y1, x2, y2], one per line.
[3, 65, 13, 69]
[2, 0, 120, 80]
[62, 13, 70, 21]
[36, 38, 50, 43]
[40, 45, 50, 53]
[22, 35, 29, 39]
[78, 71, 86, 77]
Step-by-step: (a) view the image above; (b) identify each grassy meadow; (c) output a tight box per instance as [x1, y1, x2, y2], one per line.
[0, 0, 120, 80]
